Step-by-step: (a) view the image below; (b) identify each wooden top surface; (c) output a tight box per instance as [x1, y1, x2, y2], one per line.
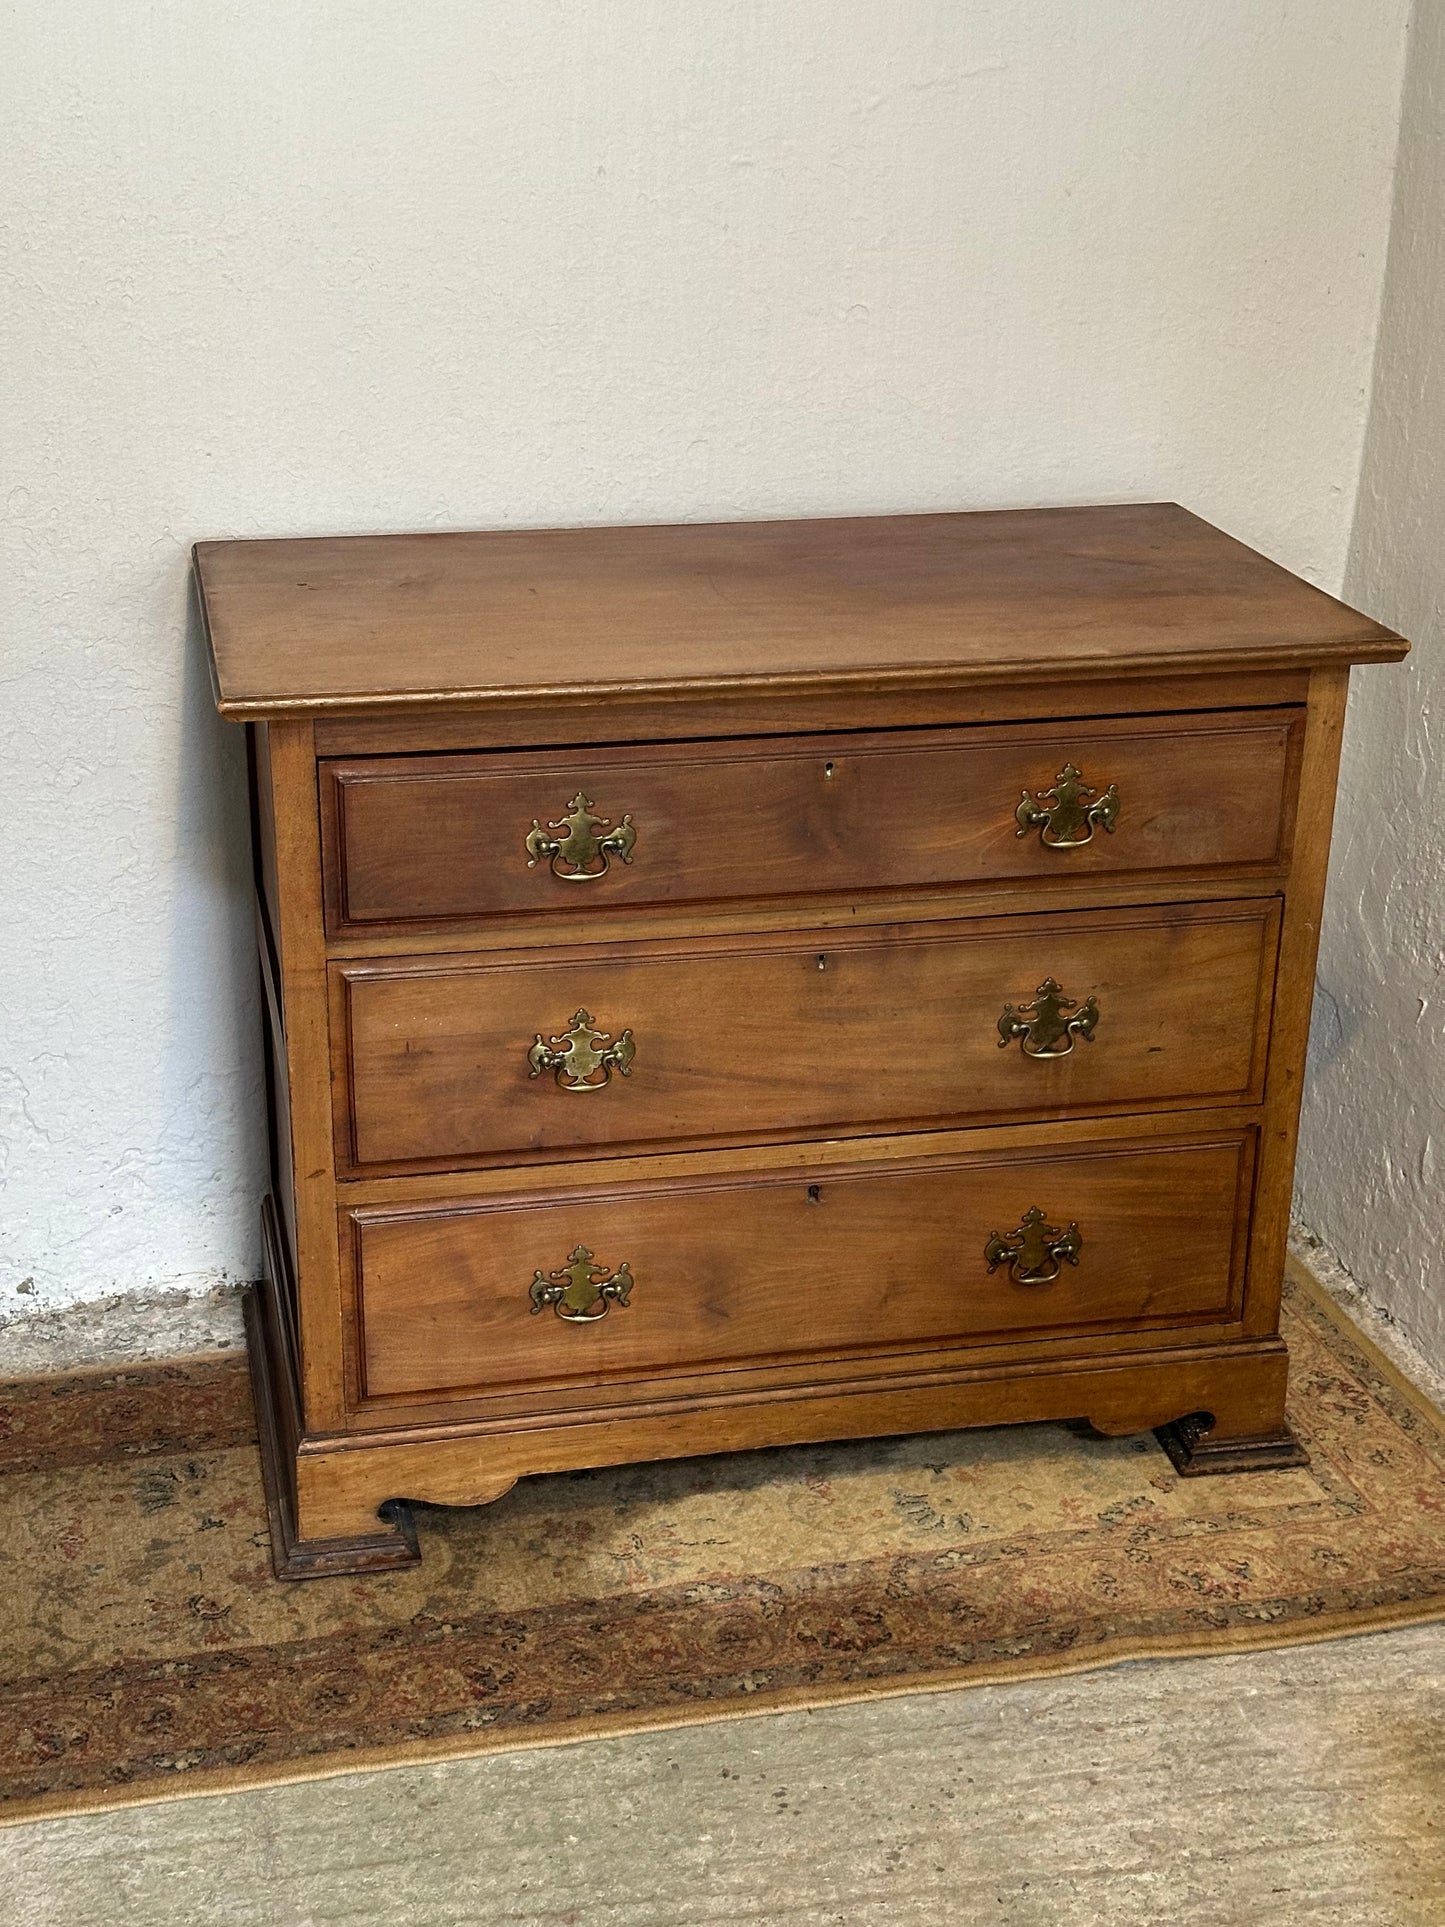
[194, 504, 1405, 719]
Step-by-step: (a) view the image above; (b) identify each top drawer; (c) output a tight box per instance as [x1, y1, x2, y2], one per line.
[320, 710, 1300, 934]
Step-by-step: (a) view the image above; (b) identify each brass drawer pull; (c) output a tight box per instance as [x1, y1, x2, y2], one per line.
[1016, 764, 1120, 849]
[997, 978, 1100, 1058]
[528, 1008, 636, 1091]
[526, 792, 636, 880]
[529, 1245, 635, 1322]
[984, 1206, 1083, 1286]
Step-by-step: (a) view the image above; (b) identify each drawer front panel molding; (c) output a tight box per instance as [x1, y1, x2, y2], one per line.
[350, 1130, 1257, 1402]
[334, 901, 1281, 1171]
[321, 712, 1302, 933]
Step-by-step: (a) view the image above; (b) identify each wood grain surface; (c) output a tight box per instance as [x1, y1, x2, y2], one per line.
[322, 711, 1301, 932]
[334, 901, 1279, 1172]
[351, 1130, 1254, 1401]
[309, 667, 1313, 757]
[195, 504, 1404, 719]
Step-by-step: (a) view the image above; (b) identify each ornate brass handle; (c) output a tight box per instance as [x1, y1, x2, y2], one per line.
[526, 792, 636, 881]
[1015, 764, 1120, 849]
[528, 1008, 636, 1091]
[984, 1206, 1083, 1286]
[528, 1245, 635, 1322]
[997, 978, 1100, 1058]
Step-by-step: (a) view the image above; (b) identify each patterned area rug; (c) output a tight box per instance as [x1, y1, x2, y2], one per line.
[4, 1266, 1444, 1823]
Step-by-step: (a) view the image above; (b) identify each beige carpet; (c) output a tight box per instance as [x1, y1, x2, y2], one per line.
[4, 1264, 1444, 1824]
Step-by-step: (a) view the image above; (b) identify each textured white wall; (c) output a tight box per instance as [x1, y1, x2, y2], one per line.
[1, 3, 1411, 1314]
[1297, 0, 1445, 1370]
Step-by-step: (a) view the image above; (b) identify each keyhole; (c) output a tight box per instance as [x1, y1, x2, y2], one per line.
[823, 761, 835, 779]
[807, 1185, 822, 1204]
[817, 954, 827, 971]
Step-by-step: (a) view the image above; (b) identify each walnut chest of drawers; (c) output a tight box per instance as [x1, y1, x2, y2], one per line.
[195, 504, 1406, 1577]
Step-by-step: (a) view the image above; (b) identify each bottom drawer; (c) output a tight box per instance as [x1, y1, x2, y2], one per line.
[350, 1129, 1255, 1402]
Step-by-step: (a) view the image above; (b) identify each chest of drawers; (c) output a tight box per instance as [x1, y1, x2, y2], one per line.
[196, 504, 1406, 1577]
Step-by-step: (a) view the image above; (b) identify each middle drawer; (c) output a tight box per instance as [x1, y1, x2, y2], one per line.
[333, 900, 1279, 1174]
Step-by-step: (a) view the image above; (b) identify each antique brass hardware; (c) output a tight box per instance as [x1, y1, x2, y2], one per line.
[528, 1245, 635, 1322]
[1015, 764, 1120, 849]
[984, 1206, 1083, 1286]
[527, 1008, 636, 1092]
[997, 978, 1100, 1058]
[525, 792, 637, 880]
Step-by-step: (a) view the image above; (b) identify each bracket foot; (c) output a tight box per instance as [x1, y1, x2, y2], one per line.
[1156, 1412, 1310, 1477]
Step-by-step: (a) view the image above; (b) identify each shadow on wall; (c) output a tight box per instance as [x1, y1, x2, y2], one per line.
[162, 563, 266, 1283]
[1304, 978, 1347, 1078]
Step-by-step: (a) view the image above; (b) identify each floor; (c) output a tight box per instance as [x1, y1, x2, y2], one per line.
[5, 1625, 1442, 1927]
[5, 1247, 1444, 1927]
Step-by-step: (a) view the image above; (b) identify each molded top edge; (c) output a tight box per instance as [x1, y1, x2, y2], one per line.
[194, 504, 1408, 719]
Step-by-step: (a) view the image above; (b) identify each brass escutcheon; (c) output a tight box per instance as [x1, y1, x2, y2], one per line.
[525, 792, 637, 880]
[997, 978, 1100, 1058]
[528, 1246, 635, 1322]
[984, 1206, 1083, 1286]
[1015, 764, 1120, 849]
[527, 1008, 636, 1092]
